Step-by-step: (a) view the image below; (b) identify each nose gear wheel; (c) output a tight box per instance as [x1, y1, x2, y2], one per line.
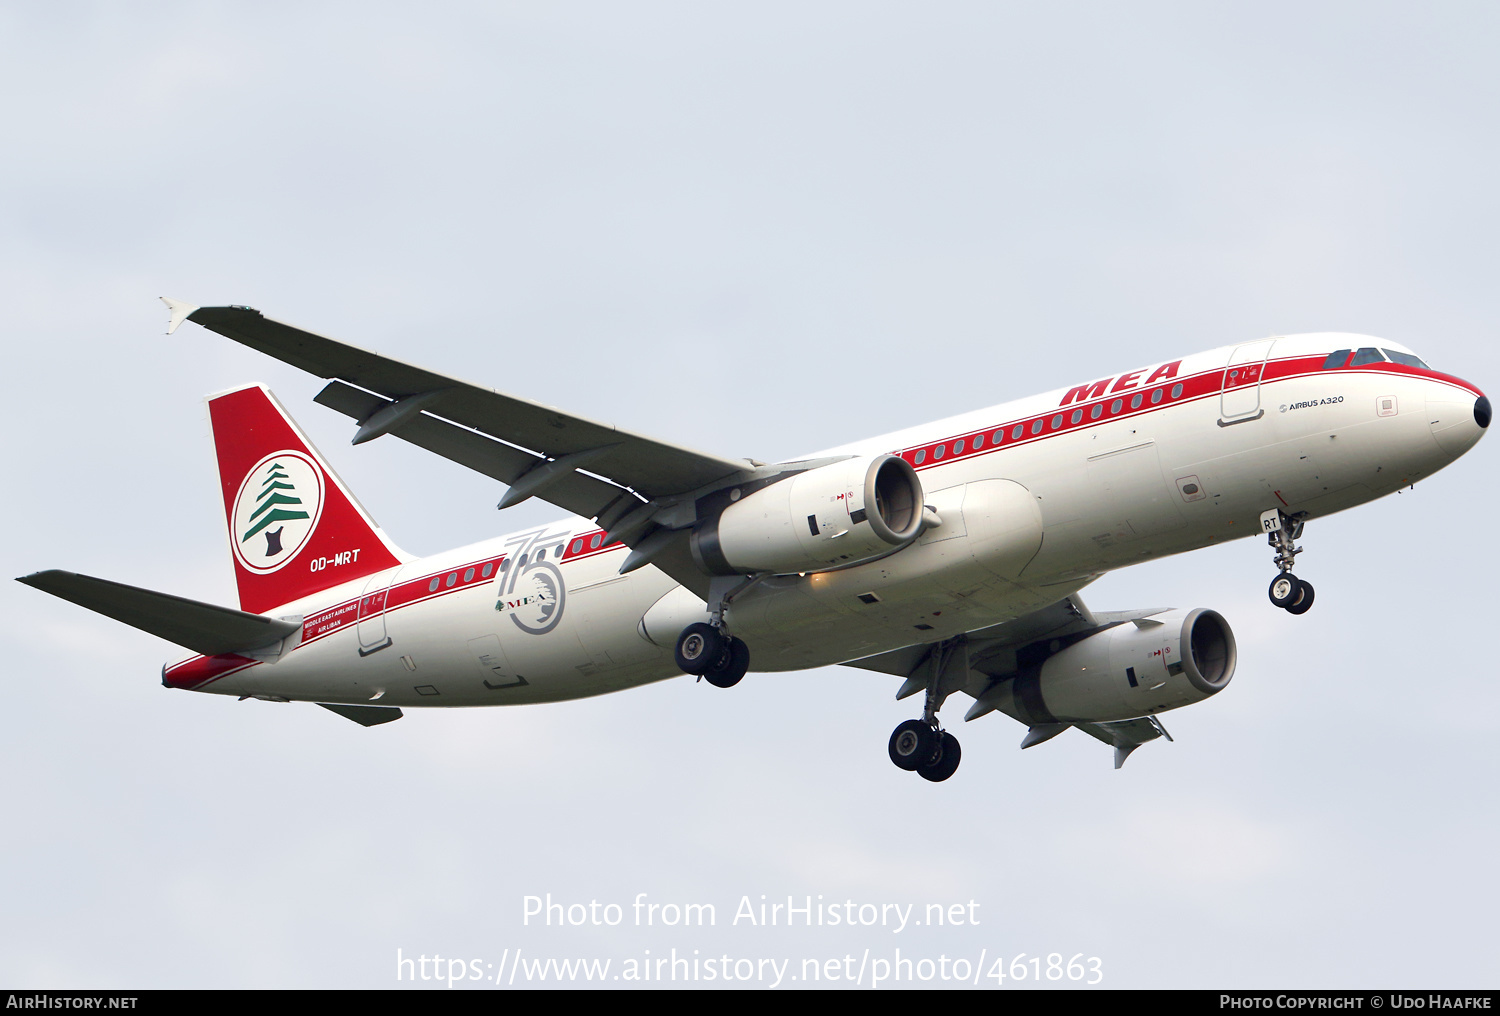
[1269, 574, 1300, 608]
[1285, 579, 1315, 615]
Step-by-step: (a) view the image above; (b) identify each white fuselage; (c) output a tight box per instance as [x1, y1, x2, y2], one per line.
[164, 332, 1486, 708]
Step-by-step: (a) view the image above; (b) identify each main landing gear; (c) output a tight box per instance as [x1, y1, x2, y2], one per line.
[674, 622, 750, 688]
[674, 575, 761, 689]
[1263, 509, 1315, 615]
[889, 720, 961, 782]
[887, 636, 966, 782]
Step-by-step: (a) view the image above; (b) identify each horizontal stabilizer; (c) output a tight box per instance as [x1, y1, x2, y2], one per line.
[318, 703, 403, 726]
[17, 570, 299, 657]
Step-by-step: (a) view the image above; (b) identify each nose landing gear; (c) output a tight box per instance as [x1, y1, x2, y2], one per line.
[1262, 509, 1315, 615]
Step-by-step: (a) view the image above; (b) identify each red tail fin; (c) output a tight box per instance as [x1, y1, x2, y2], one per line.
[206, 385, 405, 614]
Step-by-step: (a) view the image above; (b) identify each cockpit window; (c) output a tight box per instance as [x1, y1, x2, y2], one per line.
[1349, 347, 1387, 366]
[1381, 349, 1430, 369]
[1322, 349, 1352, 369]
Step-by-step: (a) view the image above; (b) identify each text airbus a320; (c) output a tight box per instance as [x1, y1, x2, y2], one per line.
[19, 301, 1489, 778]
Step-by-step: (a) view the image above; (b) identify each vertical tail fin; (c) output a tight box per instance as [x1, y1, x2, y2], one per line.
[207, 385, 405, 613]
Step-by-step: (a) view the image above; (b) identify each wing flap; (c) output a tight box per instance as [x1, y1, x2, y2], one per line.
[837, 592, 1177, 769]
[840, 594, 1102, 682]
[18, 570, 299, 657]
[314, 381, 630, 521]
[1074, 717, 1167, 768]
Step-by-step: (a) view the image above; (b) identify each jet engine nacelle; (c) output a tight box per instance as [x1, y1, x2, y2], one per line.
[691, 454, 924, 576]
[996, 608, 1236, 724]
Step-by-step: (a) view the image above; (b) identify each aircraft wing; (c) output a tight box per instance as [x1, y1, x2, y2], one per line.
[842, 594, 1172, 684]
[170, 303, 755, 527]
[839, 594, 1105, 682]
[841, 594, 1174, 766]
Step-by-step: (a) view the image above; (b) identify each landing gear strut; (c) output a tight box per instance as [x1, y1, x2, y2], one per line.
[1262, 509, 1315, 615]
[887, 637, 965, 782]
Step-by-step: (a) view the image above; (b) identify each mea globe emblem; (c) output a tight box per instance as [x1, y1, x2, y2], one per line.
[499, 564, 563, 635]
[230, 451, 325, 573]
[494, 529, 571, 636]
[497, 556, 565, 635]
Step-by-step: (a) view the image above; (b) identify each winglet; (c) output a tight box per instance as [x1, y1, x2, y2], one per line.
[160, 297, 199, 335]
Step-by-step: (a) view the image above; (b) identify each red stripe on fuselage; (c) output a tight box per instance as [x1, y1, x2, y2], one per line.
[163, 653, 258, 690]
[561, 530, 627, 564]
[170, 538, 636, 685]
[298, 554, 509, 650]
[166, 554, 510, 684]
[897, 356, 1481, 471]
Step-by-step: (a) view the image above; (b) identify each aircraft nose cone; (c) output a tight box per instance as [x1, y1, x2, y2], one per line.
[1428, 386, 1487, 457]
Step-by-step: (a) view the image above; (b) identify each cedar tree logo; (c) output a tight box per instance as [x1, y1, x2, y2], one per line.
[231, 451, 325, 574]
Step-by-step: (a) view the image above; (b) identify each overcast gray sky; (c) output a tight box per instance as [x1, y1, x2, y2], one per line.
[3, 2, 1497, 989]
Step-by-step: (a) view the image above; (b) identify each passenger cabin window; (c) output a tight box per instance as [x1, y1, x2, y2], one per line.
[1349, 347, 1387, 366]
[1322, 349, 1352, 369]
[1382, 349, 1431, 369]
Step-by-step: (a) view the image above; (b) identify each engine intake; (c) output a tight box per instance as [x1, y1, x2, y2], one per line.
[692, 454, 924, 576]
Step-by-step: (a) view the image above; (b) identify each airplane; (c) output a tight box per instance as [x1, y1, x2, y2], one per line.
[17, 300, 1490, 778]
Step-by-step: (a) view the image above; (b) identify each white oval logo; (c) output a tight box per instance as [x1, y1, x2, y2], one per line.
[231, 451, 324, 574]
